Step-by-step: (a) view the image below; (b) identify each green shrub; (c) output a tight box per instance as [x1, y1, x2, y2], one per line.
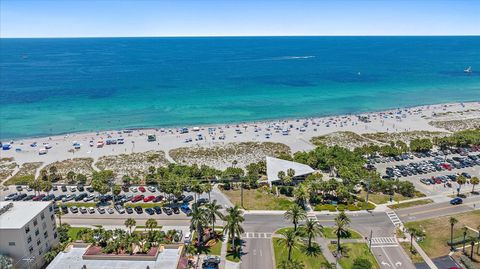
[337, 204, 346, 211]
[348, 204, 360, 211]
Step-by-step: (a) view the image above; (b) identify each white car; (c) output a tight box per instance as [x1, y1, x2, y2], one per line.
[83, 194, 95, 202]
[130, 187, 138, 193]
[79, 207, 87, 214]
[70, 186, 77, 192]
[97, 207, 105, 214]
[88, 207, 95, 214]
[70, 206, 79, 213]
[107, 208, 115, 214]
[147, 186, 156, 192]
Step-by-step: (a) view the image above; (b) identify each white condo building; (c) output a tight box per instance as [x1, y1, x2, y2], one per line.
[0, 201, 59, 269]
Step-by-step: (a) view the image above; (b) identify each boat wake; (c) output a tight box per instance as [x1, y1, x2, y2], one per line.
[270, 55, 316, 60]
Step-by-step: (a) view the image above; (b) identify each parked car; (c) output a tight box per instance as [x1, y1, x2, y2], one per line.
[163, 207, 173, 215]
[77, 185, 85, 192]
[16, 185, 23, 191]
[143, 195, 155, 202]
[183, 195, 194, 203]
[79, 207, 87, 214]
[61, 205, 69, 214]
[126, 206, 134, 214]
[138, 186, 146, 193]
[153, 206, 162, 214]
[153, 195, 164, 202]
[88, 207, 95, 214]
[107, 208, 115, 214]
[145, 208, 155, 215]
[147, 186, 156, 192]
[97, 207, 106, 214]
[61, 185, 68, 192]
[70, 206, 79, 213]
[32, 194, 46, 201]
[130, 187, 138, 193]
[115, 204, 125, 214]
[5, 193, 18, 201]
[86, 186, 94, 193]
[131, 195, 144, 203]
[134, 206, 143, 214]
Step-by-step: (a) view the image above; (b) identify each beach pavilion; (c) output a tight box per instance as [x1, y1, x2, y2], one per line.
[266, 156, 315, 185]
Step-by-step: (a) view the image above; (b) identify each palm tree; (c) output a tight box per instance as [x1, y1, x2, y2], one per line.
[190, 180, 202, 203]
[293, 184, 309, 207]
[284, 204, 307, 232]
[203, 183, 213, 201]
[223, 205, 245, 252]
[334, 212, 350, 252]
[471, 176, 479, 193]
[456, 175, 466, 196]
[407, 227, 422, 253]
[301, 218, 323, 249]
[145, 218, 158, 232]
[190, 204, 208, 246]
[55, 209, 63, 226]
[124, 218, 136, 234]
[205, 200, 223, 231]
[320, 261, 336, 269]
[449, 217, 458, 250]
[462, 226, 468, 253]
[277, 229, 301, 261]
[278, 171, 286, 182]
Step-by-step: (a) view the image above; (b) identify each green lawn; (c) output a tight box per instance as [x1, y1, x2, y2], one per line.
[208, 239, 222, 256]
[322, 227, 363, 239]
[68, 227, 91, 241]
[328, 243, 379, 269]
[400, 242, 424, 264]
[222, 188, 294, 210]
[404, 210, 480, 258]
[387, 199, 433, 210]
[61, 202, 97, 208]
[273, 238, 328, 269]
[358, 191, 422, 205]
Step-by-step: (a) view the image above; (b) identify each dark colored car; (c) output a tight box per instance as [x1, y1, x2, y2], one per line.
[153, 206, 162, 214]
[32, 194, 46, 201]
[153, 195, 164, 202]
[450, 197, 463, 205]
[183, 195, 194, 203]
[61, 185, 68, 192]
[23, 195, 35, 201]
[134, 206, 143, 214]
[163, 207, 173, 215]
[77, 185, 85, 192]
[16, 185, 23, 191]
[126, 206, 134, 214]
[172, 206, 180, 214]
[145, 208, 155, 215]
[61, 205, 69, 214]
[86, 186, 94, 193]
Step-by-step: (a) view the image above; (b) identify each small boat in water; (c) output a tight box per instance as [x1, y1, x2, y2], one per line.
[464, 66, 472, 73]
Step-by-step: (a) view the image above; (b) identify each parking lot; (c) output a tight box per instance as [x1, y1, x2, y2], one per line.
[373, 149, 480, 196]
[0, 184, 216, 218]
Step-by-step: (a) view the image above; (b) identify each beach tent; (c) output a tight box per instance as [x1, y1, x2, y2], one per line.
[266, 156, 315, 184]
[2, 144, 11, 150]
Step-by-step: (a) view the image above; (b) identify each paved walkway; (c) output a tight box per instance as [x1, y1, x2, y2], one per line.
[219, 233, 228, 269]
[316, 237, 342, 269]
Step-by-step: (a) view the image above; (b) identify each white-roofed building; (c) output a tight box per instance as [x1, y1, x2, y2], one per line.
[266, 156, 315, 184]
[0, 201, 59, 269]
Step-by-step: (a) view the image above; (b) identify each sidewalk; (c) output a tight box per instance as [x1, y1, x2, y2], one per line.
[316, 237, 342, 269]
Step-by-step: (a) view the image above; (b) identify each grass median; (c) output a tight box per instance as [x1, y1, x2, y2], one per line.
[273, 238, 328, 268]
[387, 199, 433, 210]
[221, 188, 294, 210]
[328, 243, 379, 269]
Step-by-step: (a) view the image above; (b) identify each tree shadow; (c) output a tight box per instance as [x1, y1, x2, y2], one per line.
[302, 243, 323, 257]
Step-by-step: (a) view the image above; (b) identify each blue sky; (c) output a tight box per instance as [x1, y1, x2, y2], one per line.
[1, 0, 479, 37]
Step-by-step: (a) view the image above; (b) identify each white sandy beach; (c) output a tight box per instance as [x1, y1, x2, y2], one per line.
[1, 102, 479, 174]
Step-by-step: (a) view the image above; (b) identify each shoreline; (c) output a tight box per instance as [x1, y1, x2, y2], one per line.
[1, 101, 479, 174]
[2, 99, 478, 142]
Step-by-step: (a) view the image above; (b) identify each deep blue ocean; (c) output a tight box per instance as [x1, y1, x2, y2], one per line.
[0, 36, 479, 139]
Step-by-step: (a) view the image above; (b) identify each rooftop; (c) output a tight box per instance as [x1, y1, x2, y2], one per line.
[266, 156, 315, 183]
[0, 201, 52, 229]
[47, 246, 181, 269]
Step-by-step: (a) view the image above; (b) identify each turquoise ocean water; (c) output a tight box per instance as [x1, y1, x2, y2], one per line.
[0, 36, 479, 139]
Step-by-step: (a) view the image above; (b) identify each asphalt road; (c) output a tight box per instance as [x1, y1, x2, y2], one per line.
[396, 194, 480, 222]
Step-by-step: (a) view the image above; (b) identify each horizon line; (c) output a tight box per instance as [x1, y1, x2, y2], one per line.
[1, 34, 480, 39]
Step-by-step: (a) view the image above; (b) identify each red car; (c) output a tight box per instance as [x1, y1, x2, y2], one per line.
[131, 195, 144, 202]
[32, 194, 46, 201]
[138, 186, 146, 192]
[143, 195, 155, 202]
